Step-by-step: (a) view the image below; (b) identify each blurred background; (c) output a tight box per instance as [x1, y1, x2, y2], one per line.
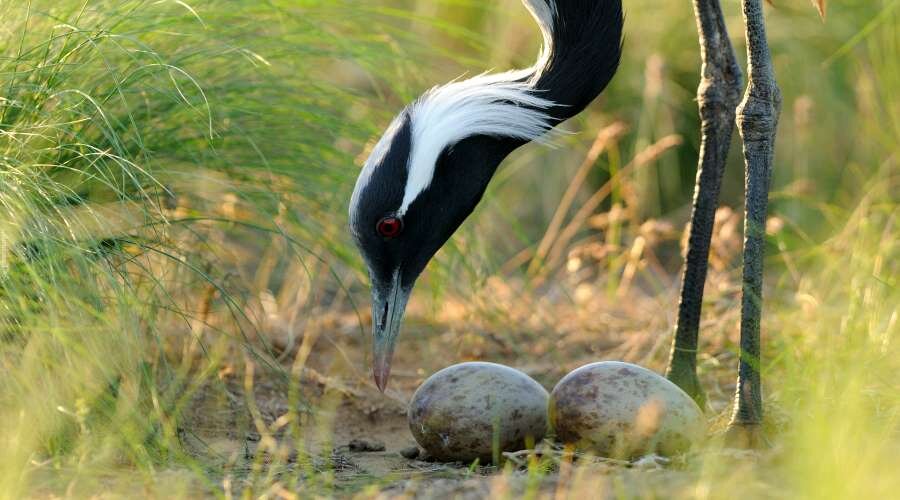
[0, 0, 896, 497]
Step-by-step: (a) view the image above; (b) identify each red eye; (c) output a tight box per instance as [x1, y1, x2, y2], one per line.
[376, 216, 403, 238]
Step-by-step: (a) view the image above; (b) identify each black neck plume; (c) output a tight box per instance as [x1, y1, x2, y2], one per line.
[449, 0, 624, 172]
[532, 0, 624, 124]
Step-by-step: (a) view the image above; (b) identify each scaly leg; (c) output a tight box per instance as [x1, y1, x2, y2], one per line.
[728, 0, 782, 445]
[666, 0, 743, 407]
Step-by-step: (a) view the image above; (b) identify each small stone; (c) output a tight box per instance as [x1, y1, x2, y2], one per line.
[348, 438, 386, 452]
[399, 446, 420, 459]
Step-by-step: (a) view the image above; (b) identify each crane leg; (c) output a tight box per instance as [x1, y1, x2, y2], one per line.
[666, 0, 742, 407]
[726, 0, 781, 445]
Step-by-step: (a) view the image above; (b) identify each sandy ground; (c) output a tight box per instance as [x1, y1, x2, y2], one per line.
[176, 291, 745, 498]
[181, 367, 709, 498]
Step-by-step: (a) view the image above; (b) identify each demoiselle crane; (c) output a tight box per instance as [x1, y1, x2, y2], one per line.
[349, 0, 781, 440]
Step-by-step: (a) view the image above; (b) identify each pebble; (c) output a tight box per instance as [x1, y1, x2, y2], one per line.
[348, 438, 386, 452]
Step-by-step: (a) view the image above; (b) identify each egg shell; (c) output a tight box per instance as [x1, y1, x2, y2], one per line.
[408, 362, 549, 463]
[549, 361, 704, 458]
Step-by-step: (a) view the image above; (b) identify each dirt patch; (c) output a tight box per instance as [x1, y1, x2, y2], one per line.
[178, 361, 723, 498]
[176, 284, 742, 498]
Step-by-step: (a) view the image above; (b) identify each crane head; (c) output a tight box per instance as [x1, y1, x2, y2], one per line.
[349, 100, 534, 391]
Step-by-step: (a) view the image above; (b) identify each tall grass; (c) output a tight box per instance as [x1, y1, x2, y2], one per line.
[0, 0, 897, 497]
[0, 0, 433, 495]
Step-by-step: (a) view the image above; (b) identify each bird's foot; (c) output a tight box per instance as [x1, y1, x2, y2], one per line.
[722, 422, 766, 449]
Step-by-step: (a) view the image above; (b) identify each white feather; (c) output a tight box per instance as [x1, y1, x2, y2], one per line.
[522, 0, 556, 79]
[397, 0, 558, 215]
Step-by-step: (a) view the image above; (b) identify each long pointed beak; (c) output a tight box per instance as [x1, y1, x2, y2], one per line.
[370, 268, 411, 392]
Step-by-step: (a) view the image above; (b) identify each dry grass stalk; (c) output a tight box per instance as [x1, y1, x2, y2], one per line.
[530, 122, 629, 273]
[537, 134, 684, 282]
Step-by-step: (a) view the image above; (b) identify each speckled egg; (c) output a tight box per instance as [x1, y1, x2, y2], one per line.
[549, 361, 704, 458]
[408, 362, 549, 463]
